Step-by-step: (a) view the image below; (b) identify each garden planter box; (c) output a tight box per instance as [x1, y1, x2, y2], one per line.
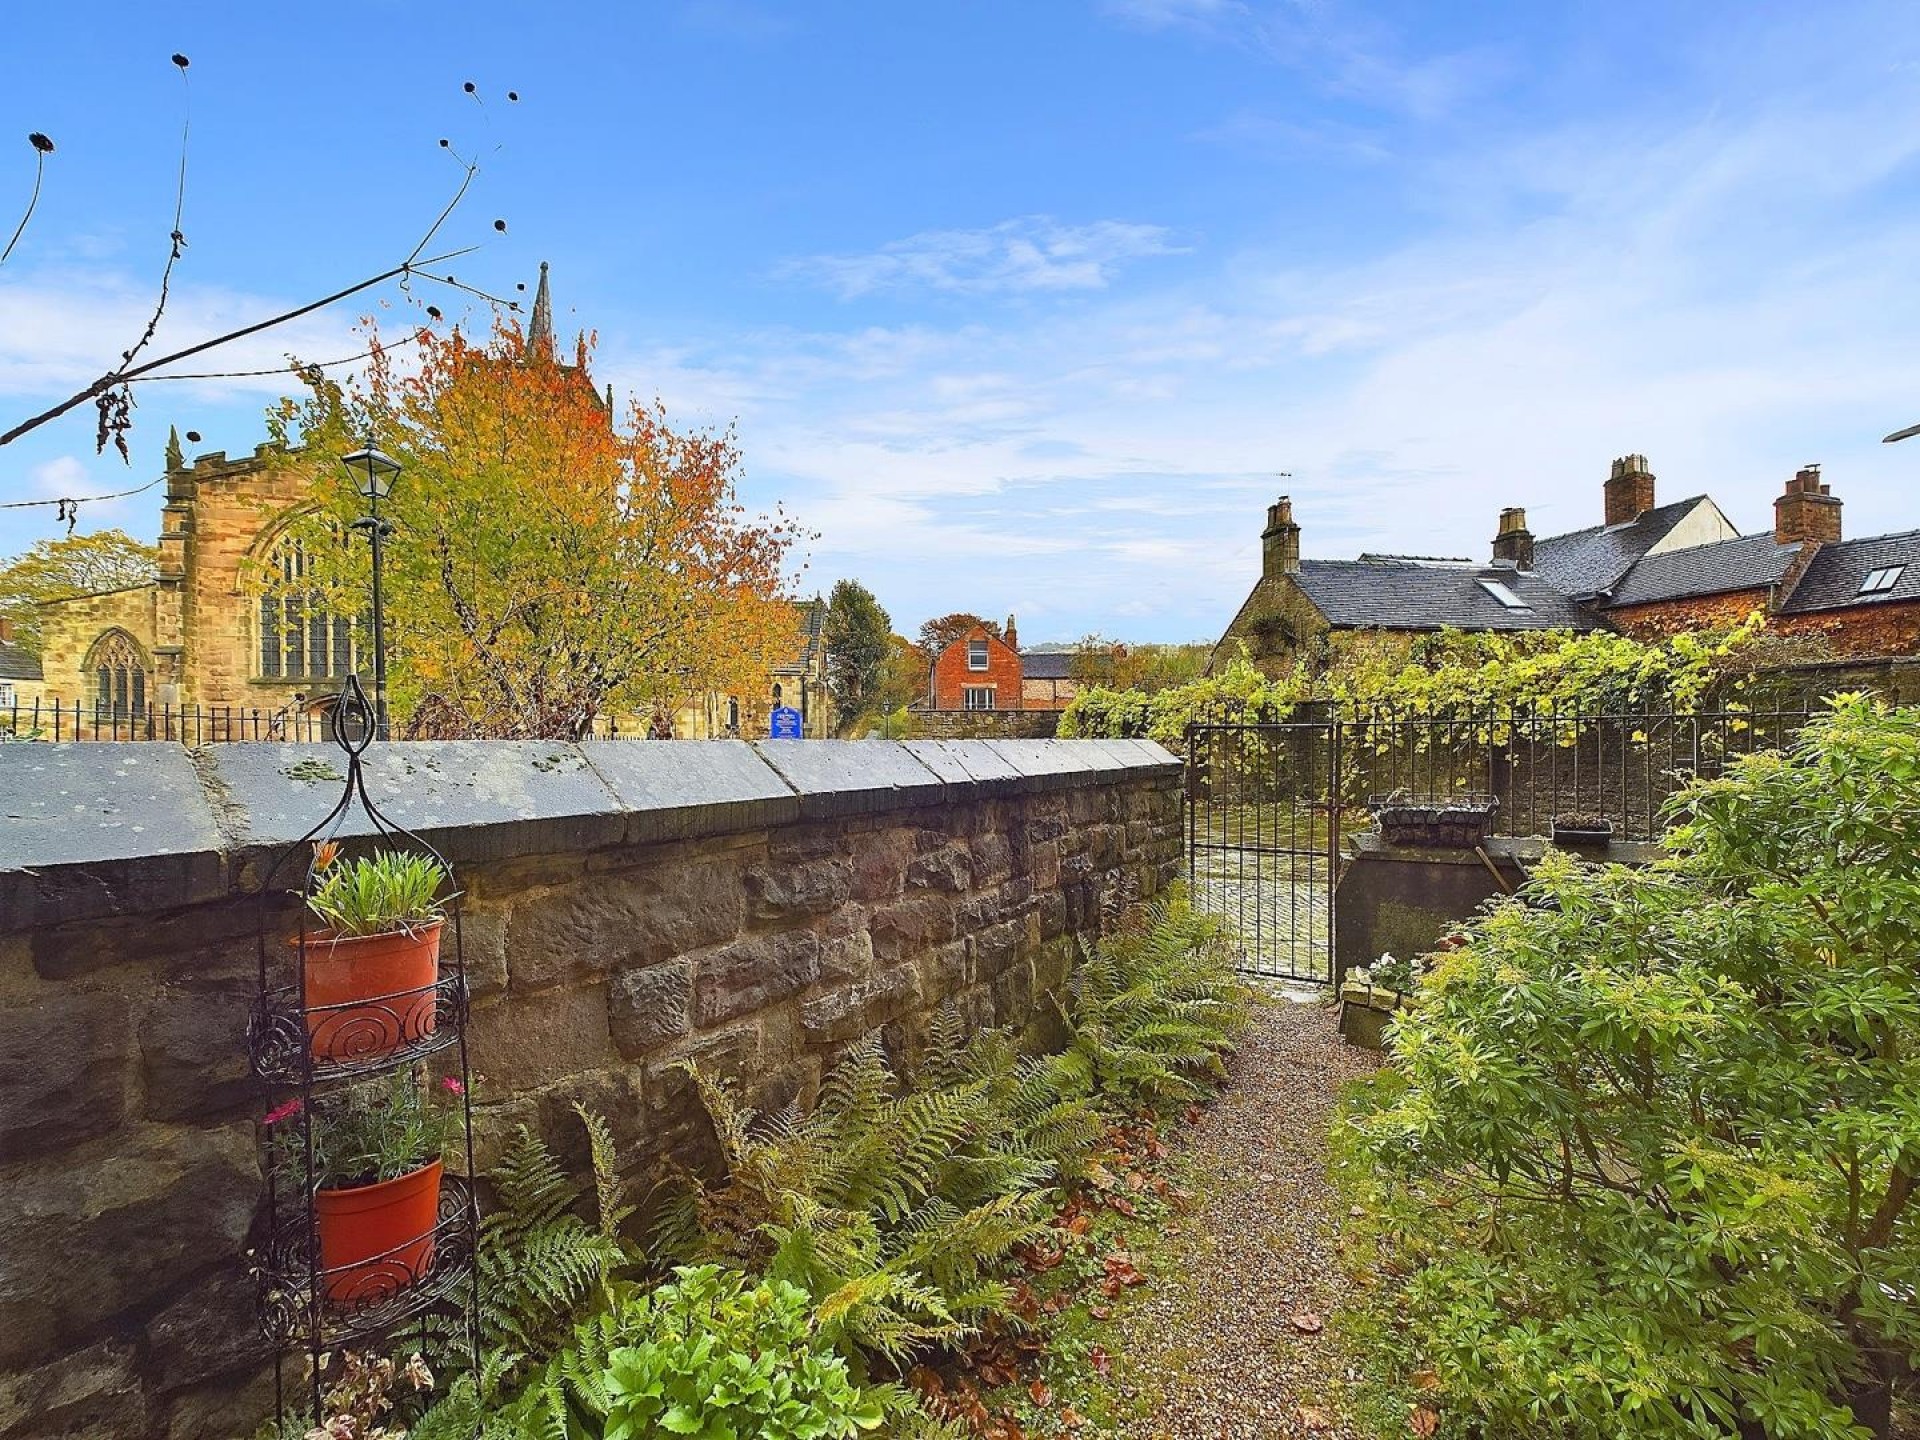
[1550, 820, 1615, 848]
[1339, 982, 1419, 1051]
[300, 919, 443, 1063]
[314, 1158, 443, 1308]
[1367, 794, 1499, 849]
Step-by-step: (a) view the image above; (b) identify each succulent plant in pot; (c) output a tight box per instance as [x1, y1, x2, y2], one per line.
[267, 1071, 464, 1308]
[299, 843, 455, 1063]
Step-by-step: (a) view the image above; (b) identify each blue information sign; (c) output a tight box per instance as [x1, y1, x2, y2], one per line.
[769, 705, 803, 739]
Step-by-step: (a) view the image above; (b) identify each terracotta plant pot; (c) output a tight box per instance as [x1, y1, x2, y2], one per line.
[298, 920, 443, 1063]
[313, 1158, 443, 1308]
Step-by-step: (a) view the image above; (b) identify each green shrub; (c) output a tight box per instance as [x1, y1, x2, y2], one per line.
[1336, 698, 1920, 1439]
[504, 1264, 908, 1440]
[1056, 888, 1251, 1115]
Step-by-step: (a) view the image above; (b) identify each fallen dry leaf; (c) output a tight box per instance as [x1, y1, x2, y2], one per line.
[1412, 1368, 1441, 1391]
[1410, 1403, 1440, 1436]
[1288, 1311, 1325, 1335]
[1297, 1404, 1333, 1431]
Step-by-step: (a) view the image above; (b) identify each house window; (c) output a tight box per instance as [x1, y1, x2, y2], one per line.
[1477, 579, 1532, 610]
[963, 686, 995, 711]
[87, 630, 149, 717]
[0, 682, 13, 709]
[967, 638, 989, 671]
[1859, 565, 1905, 596]
[258, 528, 363, 681]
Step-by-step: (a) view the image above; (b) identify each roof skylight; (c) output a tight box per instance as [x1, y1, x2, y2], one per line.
[1859, 565, 1905, 596]
[1478, 579, 1532, 610]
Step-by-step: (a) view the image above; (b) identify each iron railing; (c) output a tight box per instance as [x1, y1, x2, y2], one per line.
[0, 699, 636, 744]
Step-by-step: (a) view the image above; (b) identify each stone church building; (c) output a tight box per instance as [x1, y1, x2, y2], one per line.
[28, 265, 830, 737]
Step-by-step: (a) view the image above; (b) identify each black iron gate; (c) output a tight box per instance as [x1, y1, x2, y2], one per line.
[1185, 720, 1340, 984]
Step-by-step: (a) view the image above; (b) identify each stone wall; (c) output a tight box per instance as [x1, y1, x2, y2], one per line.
[0, 737, 1181, 1440]
[912, 709, 1063, 740]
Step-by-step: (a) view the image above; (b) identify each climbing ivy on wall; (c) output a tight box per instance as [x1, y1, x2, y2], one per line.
[1059, 616, 1768, 748]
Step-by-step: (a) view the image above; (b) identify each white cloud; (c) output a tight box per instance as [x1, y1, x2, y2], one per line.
[599, 26, 1920, 641]
[781, 218, 1185, 300]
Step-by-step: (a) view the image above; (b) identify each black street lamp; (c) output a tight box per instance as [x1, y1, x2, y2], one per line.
[341, 445, 402, 741]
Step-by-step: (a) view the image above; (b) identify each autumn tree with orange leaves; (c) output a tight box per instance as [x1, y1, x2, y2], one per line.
[263, 319, 805, 738]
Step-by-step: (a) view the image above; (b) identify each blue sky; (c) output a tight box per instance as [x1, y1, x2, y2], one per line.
[3, 0, 1919, 643]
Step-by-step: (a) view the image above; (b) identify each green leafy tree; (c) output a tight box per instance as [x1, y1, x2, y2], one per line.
[916, 613, 999, 659]
[1337, 697, 1920, 1439]
[823, 580, 893, 736]
[0, 529, 156, 652]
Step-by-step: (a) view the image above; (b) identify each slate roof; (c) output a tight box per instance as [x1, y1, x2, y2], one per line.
[1531, 496, 1708, 598]
[1293, 559, 1602, 633]
[0, 640, 42, 682]
[1779, 530, 1920, 613]
[1019, 650, 1075, 680]
[772, 597, 826, 676]
[1605, 532, 1799, 608]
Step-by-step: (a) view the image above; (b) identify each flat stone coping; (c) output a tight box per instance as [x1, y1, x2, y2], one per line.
[0, 737, 1178, 932]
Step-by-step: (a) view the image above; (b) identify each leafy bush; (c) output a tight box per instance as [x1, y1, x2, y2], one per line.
[502, 1265, 908, 1440]
[1336, 698, 1920, 1439]
[1056, 889, 1250, 1115]
[661, 1034, 1055, 1361]
[1060, 620, 1767, 747]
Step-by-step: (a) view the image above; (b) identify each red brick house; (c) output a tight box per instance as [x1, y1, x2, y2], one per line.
[923, 616, 1079, 713]
[929, 620, 1025, 711]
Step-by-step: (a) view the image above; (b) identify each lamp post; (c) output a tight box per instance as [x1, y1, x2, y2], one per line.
[341, 445, 402, 741]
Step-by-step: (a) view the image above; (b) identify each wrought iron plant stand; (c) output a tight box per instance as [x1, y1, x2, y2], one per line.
[247, 676, 481, 1430]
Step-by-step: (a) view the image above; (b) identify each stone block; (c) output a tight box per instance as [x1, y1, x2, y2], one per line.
[868, 894, 955, 964]
[917, 940, 970, 994]
[0, 1122, 257, 1369]
[745, 856, 851, 919]
[507, 879, 653, 990]
[138, 980, 257, 1123]
[142, 1264, 269, 1396]
[158, 1366, 277, 1440]
[0, 1339, 145, 1440]
[204, 741, 626, 881]
[751, 741, 944, 820]
[454, 905, 509, 997]
[819, 921, 874, 985]
[693, 930, 821, 1028]
[468, 983, 613, 1091]
[970, 831, 1013, 885]
[1037, 891, 1068, 941]
[801, 963, 921, 1046]
[581, 739, 799, 844]
[971, 919, 1024, 978]
[609, 961, 693, 1058]
[851, 830, 913, 902]
[906, 846, 971, 893]
[0, 744, 227, 935]
[0, 990, 133, 1161]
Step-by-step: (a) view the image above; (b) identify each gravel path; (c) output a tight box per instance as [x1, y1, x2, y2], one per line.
[1115, 992, 1381, 1439]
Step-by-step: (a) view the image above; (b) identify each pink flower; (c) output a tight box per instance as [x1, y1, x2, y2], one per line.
[440, 1076, 466, 1097]
[263, 1098, 304, 1127]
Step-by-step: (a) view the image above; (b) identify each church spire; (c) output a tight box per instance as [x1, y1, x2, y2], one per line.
[164, 425, 184, 473]
[528, 260, 554, 357]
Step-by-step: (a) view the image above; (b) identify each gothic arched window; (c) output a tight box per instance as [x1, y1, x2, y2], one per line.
[87, 630, 149, 718]
[257, 528, 363, 681]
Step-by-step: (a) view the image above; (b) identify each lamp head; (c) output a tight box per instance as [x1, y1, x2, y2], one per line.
[341, 446, 402, 500]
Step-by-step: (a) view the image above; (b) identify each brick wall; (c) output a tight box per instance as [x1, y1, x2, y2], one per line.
[0, 737, 1181, 1439]
[1605, 589, 1771, 640]
[1772, 601, 1920, 659]
[932, 625, 1024, 710]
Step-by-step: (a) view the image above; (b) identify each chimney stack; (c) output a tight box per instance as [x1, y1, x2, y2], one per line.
[1491, 507, 1534, 570]
[0, 618, 13, 645]
[1262, 496, 1301, 576]
[1004, 614, 1019, 651]
[1774, 464, 1842, 546]
[1604, 454, 1656, 526]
